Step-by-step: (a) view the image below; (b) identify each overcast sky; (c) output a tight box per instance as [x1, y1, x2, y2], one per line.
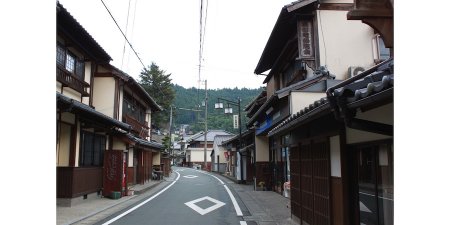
[58, 0, 295, 89]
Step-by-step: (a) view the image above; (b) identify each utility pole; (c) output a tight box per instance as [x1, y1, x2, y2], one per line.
[203, 80, 208, 171]
[214, 97, 244, 183]
[168, 106, 173, 157]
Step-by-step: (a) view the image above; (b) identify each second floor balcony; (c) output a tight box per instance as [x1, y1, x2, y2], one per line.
[57, 65, 89, 96]
[123, 114, 150, 139]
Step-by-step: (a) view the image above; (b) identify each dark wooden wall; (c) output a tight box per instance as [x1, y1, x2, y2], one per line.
[57, 167, 102, 198]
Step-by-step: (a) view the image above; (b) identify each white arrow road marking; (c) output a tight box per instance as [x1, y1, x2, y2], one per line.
[184, 196, 226, 215]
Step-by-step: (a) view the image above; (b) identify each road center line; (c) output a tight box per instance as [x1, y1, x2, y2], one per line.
[101, 172, 181, 225]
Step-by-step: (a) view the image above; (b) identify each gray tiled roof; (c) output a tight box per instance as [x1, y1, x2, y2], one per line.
[192, 130, 234, 142]
[268, 59, 394, 137]
[57, 92, 131, 131]
[126, 133, 164, 150]
[268, 97, 330, 136]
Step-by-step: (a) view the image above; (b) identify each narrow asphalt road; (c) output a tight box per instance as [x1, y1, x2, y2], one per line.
[95, 167, 249, 225]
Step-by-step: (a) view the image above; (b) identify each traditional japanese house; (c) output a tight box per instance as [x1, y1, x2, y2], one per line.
[221, 129, 255, 184]
[185, 130, 233, 170]
[210, 135, 234, 173]
[251, 0, 387, 196]
[93, 64, 164, 194]
[56, 2, 163, 206]
[266, 1, 394, 224]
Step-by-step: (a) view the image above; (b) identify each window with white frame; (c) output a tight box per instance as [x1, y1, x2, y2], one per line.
[56, 42, 85, 78]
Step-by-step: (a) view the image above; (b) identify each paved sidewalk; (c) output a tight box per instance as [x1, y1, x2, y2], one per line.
[57, 175, 171, 225]
[216, 173, 298, 225]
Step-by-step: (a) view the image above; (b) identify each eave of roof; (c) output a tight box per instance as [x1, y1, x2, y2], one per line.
[268, 97, 330, 137]
[57, 2, 112, 62]
[246, 94, 278, 126]
[102, 64, 163, 112]
[254, 0, 317, 75]
[222, 129, 254, 145]
[268, 59, 394, 137]
[57, 92, 131, 131]
[126, 133, 164, 150]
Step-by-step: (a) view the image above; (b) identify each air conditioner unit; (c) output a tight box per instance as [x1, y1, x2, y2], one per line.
[348, 66, 366, 79]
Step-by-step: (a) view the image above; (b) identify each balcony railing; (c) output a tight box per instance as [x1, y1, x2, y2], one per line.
[57, 65, 90, 96]
[123, 114, 149, 139]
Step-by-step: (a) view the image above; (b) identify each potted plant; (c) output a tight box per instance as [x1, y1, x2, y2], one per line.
[126, 183, 134, 196]
[258, 181, 266, 191]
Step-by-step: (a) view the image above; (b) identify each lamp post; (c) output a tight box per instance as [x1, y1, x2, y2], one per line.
[215, 97, 244, 183]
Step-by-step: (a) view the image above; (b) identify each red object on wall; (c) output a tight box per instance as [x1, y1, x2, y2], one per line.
[103, 150, 124, 198]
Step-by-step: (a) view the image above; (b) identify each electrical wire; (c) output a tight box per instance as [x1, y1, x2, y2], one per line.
[318, 10, 327, 66]
[100, 0, 146, 69]
[120, 0, 132, 70]
[125, 0, 138, 72]
[100, 0, 167, 102]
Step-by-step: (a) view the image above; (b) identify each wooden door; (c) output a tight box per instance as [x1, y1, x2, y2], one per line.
[297, 138, 330, 225]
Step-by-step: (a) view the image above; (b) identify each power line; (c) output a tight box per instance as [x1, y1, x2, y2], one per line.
[125, 0, 139, 72]
[100, 0, 146, 69]
[100, 0, 168, 103]
[120, 0, 132, 70]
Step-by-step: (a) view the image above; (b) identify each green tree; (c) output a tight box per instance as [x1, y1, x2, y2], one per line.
[139, 62, 175, 130]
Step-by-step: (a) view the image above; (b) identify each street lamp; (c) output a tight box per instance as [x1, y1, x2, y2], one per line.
[215, 97, 244, 183]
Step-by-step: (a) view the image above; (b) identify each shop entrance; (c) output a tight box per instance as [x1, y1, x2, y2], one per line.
[350, 141, 393, 225]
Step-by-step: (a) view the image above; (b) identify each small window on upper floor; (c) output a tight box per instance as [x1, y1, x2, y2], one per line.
[66, 53, 75, 72]
[57, 43, 85, 78]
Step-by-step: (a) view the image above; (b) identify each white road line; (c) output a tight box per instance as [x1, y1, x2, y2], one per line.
[240, 221, 247, 225]
[224, 185, 243, 216]
[101, 172, 181, 225]
[198, 171, 243, 216]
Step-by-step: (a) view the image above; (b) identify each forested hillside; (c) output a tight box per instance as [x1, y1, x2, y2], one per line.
[173, 84, 264, 134]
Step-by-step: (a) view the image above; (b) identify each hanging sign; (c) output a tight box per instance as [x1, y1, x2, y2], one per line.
[233, 115, 239, 129]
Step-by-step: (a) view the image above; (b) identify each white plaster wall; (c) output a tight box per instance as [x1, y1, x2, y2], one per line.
[128, 149, 134, 167]
[190, 150, 213, 162]
[62, 87, 82, 102]
[112, 138, 126, 150]
[74, 122, 80, 167]
[330, 135, 341, 177]
[346, 103, 393, 144]
[290, 92, 326, 114]
[255, 136, 269, 162]
[57, 82, 62, 93]
[153, 152, 161, 165]
[81, 62, 92, 104]
[57, 123, 71, 166]
[84, 62, 92, 84]
[92, 77, 116, 118]
[316, 10, 375, 80]
[145, 110, 152, 140]
[118, 88, 124, 120]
